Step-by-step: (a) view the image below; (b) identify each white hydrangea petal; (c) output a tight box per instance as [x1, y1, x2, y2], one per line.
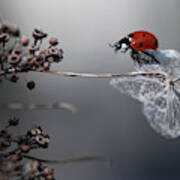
[110, 72, 180, 138]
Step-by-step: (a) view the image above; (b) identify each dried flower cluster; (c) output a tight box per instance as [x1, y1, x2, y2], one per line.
[0, 22, 63, 90]
[0, 117, 55, 180]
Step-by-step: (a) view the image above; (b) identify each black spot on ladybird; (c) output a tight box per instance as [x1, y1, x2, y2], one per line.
[139, 43, 143, 47]
[143, 34, 146, 37]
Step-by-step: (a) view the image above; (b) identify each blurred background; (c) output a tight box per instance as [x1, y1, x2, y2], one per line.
[0, 0, 180, 179]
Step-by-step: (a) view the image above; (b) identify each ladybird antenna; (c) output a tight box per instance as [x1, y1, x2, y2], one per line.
[108, 43, 114, 48]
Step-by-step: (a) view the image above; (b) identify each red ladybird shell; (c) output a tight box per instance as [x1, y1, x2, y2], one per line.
[128, 31, 158, 51]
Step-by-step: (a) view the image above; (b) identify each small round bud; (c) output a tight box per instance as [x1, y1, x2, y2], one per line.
[27, 81, 36, 90]
[20, 144, 31, 153]
[49, 37, 58, 46]
[10, 75, 19, 83]
[11, 154, 22, 163]
[20, 36, 29, 46]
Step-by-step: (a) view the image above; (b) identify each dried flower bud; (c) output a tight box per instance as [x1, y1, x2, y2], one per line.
[20, 144, 31, 153]
[27, 81, 36, 90]
[7, 25, 20, 37]
[27, 126, 42, 136]
[10, 75, 19, 83]
[49, 37, 58, 46]
[42, 167, 54, 176]
[45, 48, 63, 62]
[35, 135, 49, 148]
[20, 36, 29, 46]
[32, 28, 47, 40]
[8, 117, 19, 126]
[11, 154, 22, 163]
[8, 54, 21, 65]
[25, 160, 40, 173]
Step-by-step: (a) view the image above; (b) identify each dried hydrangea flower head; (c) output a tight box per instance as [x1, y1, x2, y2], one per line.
[0, 21, 64, 90]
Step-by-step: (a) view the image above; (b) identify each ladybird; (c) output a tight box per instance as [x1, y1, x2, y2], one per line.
[113, 31, 158, 51]
[111, 31, 159, 64]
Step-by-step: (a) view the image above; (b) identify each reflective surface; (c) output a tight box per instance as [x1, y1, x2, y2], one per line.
[1, 0, 180, 179]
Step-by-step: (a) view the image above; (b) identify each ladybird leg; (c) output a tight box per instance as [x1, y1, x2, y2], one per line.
[130, 49, 139, 60]
[141, 50, 160, 64]
[130, 49, 146, 66]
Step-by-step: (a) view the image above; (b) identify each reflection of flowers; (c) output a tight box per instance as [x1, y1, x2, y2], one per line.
[0, 117, 54, 180]
[0, 118, 105, 180]
[110, 63, 180, 138]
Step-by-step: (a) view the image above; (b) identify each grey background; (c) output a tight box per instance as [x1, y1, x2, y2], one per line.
[0, 0, 180, 179]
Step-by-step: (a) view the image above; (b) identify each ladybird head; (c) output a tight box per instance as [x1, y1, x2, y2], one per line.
[112, 37, 130, 52]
